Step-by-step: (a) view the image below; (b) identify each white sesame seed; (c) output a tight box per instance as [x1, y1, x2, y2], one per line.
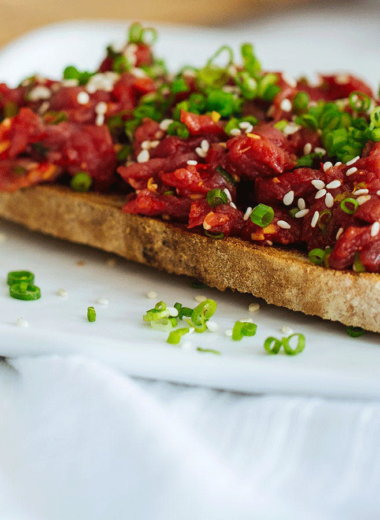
[336, 227, 344, 240]
[377, 191, 380, 197]
[147, 291, 158, 299]
[155, 131, 164, 139]
[346, 167, 358, 176]
[187, 160, 198, 166]
[57, 288, 68, 298]
[150, 140, 160, 148]
[243, 207, 252, 221]
[248, 303, 260, 312]
[371, 222, 380, 237]
[223, 188, 232, 202]
[314, 147, 326, 155]
[283, 123, 300, 136]
[240, 318, 254, 323]
[346, 156, 360, 166]
[280, 98, 292, 112]
[137, 149, 150, 163]
[354, 189, 369, 196]
[195, 147, 206, 158]
[77, 91, 90, 105]
[203, 220, 211, 230]
[298, 198, 306, 210]
[323, 161, 333, 172]
[96, 298, 109, 305]
[188, 327, 195, 334]
[206, 321, 219, 332]
[28, 85, 51, 101]
[181, 341, 192, 350]
[159, 119, 173, 131]
[0, 232, 7, 243]
[195, 295, 207, 303]
[141, 140, 150, 150]
[325, 193, 334, 208]
[326, 180, 341, 189]
[167, 306, 179, 317]
[311, 180, 325, 190]
[295, 209, 310, 218]
[225, 329, 233, 337]
[277, 220, 291, 229]
[311, 211, 319, 228]
[335, 162, 342, 167]
[357, 195, 371, 205]
[239, 122, 251, 129]
[16, 317, 29, 328]
[244, 124, 253, 134]
[282, 73, 297, 88]
[303, 143, 312, 155]
[95, 114, 105, 126]
[280, 326, 293, 335]
[283, 191, 295, 206]
[201, 140, 209, 152]
[230, 128, 241, 136]
[315, 189, 327, 199]
[335, 74, 350, 85]
[230, 202, 237, 209]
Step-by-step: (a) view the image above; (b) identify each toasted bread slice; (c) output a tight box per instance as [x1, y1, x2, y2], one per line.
[0, 184, 379, 332]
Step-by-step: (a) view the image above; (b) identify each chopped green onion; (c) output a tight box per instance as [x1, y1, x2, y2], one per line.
[63, 66, 94, 85]
[128, 23, 158, 46]
[232, 321, 257, 341]
[250, 204, 274, 228]
[257, 73, 280, 102]
[289, 208, 299, 218]
[292, 92, 309, 113]
[206, 89, 241, 118]
[196, 347, 221, 355]
[353, 252, 366, 273]
[216, 166, 237, 186]
[346, 325, 364, 338]
[112, 55, 130, 73]
[235, 71, 257, 100]
[70, 172, 92, 193]
[44, 111, 68, 125]
[206, 189, 228, 207]
[155, 301, 166, 311]
[240, 43, 261, 77]
[340, 198, 358, 215]
[318, 209, 332, 231]
[274, 120, 288, 132]
[151, 317, 177, 331]
[174, 302, 193, 320]
[167, 121, 190, 139]
[349, 91, 371, 112]
[143, 301, 169, 322]
[370, 107, 380, 128]
[189, 299, 217, 333]
[282, 333, 305, 355]
[308, 248, 327, 266]
[167, 327, 190, 344]
[189, 280, 207, 289]
[171, 77, 189, 95]
[264, 337, 283, 355]
[87, 306, 96, 322]
[7, 270, 34, 286]
[4, 101, 18, 118]
[9, 282, 41, 301]
[204, 231, 225, 239]
[206, 45, 234, 69]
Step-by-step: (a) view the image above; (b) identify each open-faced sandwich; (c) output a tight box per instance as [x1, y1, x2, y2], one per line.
[0, 23, 380, 331]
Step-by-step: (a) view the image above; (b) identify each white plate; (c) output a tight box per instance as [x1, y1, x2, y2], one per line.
[0, 19, 379, 399]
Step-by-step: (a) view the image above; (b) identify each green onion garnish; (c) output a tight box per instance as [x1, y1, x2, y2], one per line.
[263, 337, 283, 355]
[174, 302, 193, 320]
[70, 172, 92, 193]
[167, 327, 190, 344]
[340, 197, 358, 215]
[308, 248, 327, 266]
[204, 231, 225, 239]
[282, 333, 306, 356]
[9, 282, 41, 301]
[232, 321, 257, 341]
[187, 299, 217, 333]
[143, 301, 169, 322]
[346, 325, 364, 338]
[151, 317, 177, 331]
[318, 209, 332, 231]
[7, 270, 34, 286]
[206, 189, 228, 207]
[292, 92, 309, 113]
[216, 166, 236, 186]
[196, 347, 221, 355]
[353, 252, 365, 273]
[349, 91, 371, 112]
[250, 204, 274, 228]
[87, 306, 96, 322]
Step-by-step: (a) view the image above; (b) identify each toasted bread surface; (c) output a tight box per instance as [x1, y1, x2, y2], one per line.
[0, 184, 379, 332]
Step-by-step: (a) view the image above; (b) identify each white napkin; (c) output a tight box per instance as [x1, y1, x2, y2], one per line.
[0, 355, 379, 520]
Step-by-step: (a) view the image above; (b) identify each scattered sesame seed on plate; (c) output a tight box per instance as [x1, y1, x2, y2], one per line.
[147, 291, 158, 299]
[96, 298, 109, 305]
[206, 321, 219, 332]
[225, 329, 233, 337]
[248, 303, 260, 312]
[167, 306, 179, 317]
[181, 341, 192, 350]
[57, 288, 68, 298]
[280, 326, 293, 335]
[16, 317, 29, 328]
[195, 295, 207, 303]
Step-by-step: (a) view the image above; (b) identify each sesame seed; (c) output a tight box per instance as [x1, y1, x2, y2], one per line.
[159, 119, 173, 131]
[181, 341, 192, 350]
[188, 327, 195, 334]
[239, 121, 251, 129]
[137, 149, 150, 163]
[335, 74, 350, 85]
[95, 102, 107, 114]
[244, 124, 253, 134]
[28, 85, 51, 101]
[201, 140, 209, 152]
[95, 114, 105, 126]
[280, 98, 292, 112]
[230, 202, 237, 209]
[167, 306, 179, 317]
[346, 156, 360, 166]
[357, 195, 371, 205]
[377, 191, 380, 197]
[187, 160, 198, 166]
[346, 167, 358, 176]
[141, 140, 150, 150]
[243, 207, 252, 221]
[311, 180, 325, 190]
[325, 193, 334, 208]
[240, 318, 254, 323]
[203, 219, 211, 230]
[277, 220, 291, 229]
[283, 123, 300, 136]
[230, 128, 241, 136]
[311, 211, 319, 228]
[282, 73, 297, 88]
[336, 227, 344, 240]
[354, 189, 369, 196]
[323, 162, 333, 172]
[283, 190, 294, 206]
[314, 147, 326, 155]
[223, 188, 232, 202]
[96, 298, 109, 305]
[326, 180, 341, 189]
[147, 291, 158, 299]
[57, 288, 68, 298]
[295, 209, 310, 218]
[280, 326, 293, 335]
[16, 317, 29, 328]
[150, 140, 160, 148]
[206, 321, 219, 332]
[248, 303, 260, 312]
[225, 329, 233, 337]
[303, 143, 312, 155]
[371, 222, 380, 237]
[335, 162, 342, 166]
[315, 189, 326, 199]
[77, 91, 90, 105]
[195, 295, 207, 303]
[298, 198, 306, 210]
[195, 147, 206, 158]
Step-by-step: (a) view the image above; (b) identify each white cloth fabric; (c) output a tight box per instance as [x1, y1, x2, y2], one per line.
[0, 355, 379, 520]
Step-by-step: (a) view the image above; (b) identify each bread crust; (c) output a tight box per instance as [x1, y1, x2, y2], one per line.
[0, 184, 379, 332]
